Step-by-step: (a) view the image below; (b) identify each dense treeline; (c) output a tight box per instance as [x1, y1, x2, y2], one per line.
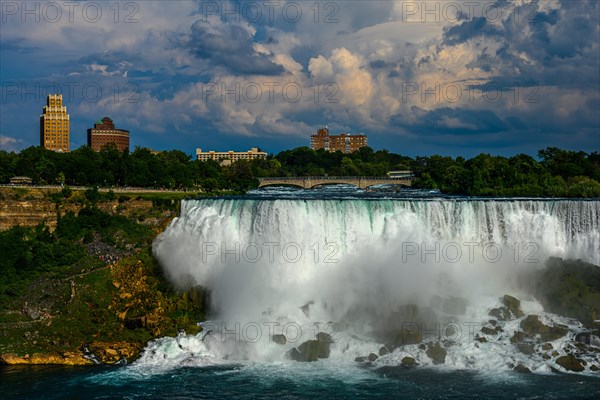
[411, 149, 600, 197]
[0, 206, 153, 305]
[0, 145, 599, 197]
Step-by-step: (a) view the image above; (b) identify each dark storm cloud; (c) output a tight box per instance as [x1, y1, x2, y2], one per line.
[442, 1, 598, 62]
[186, 19, 284, 75]
[443, 17, 502, 46]
[391, 107, 508, 136]
[0, 38, 39, 54]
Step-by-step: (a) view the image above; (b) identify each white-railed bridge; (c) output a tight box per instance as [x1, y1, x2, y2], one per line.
[258, 176, 414, 189]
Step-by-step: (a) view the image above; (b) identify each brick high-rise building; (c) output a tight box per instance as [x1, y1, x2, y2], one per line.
[87, 117, 130, 152]
[40, 94, 70, 152]
[310, 128, 368, 153]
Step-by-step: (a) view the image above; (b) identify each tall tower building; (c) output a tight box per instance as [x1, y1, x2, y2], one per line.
[40, 94, 70, 152]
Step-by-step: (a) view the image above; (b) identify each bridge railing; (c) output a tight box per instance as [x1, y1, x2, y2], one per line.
[259, 176, 414, 181]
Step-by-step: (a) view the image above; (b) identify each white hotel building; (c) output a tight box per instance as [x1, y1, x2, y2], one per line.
[196, 148, 267, 166]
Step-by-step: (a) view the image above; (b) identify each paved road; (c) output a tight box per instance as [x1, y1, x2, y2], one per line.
[0, 184, 196, 193]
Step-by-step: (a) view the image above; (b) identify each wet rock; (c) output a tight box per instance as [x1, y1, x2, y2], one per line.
[502, 295, 524, 318]
[379, 346, 390, 356]
[426, 342, 447, 365]
[481, 327, 497, 335]
[541, 343, 553, 351]
[288, 336, 332, 362]
[316, 332, 333, 343]
[488, 307, 510, 321]
[510, 332, 528, 343]
[88, 341, 142, 364]
[368, 353, 378, 362]
[575, 332, 591, 345]
[520, 315, 567, 341]
[514, 364, 531, 373]
[556, 355, 585, 372]
[542, 354, 551, 360]
[529, 258, 600, 328]
[489, 320, 497, 326]
[517, 343, 535, 355]
[590, 365, 598, 371]
[573, 342, 587, 351]
[272, 334, 286, 345]
[286, 348, 302, 361]
[418, 344, 426, 350]
[401, 356, 416, 367]
[354, 356, 366, 362]
[476, 336, 487, 343]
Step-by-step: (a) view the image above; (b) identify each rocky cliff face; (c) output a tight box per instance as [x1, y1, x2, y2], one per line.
[0, 200, 59, 231]
[0, 188, 173, 231]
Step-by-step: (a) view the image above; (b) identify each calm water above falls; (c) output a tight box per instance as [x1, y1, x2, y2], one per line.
[2, 187, 599, 399]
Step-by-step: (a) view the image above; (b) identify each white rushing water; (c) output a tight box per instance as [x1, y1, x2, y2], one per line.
[145, 198, 600, 374]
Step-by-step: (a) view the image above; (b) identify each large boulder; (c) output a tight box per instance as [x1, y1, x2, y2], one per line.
[488, 308, 510, 321]
[426, 342, 447, 365]
[514, 364, 531, 373]
[286, 332, 333, 362]
[502, 295, 524, 318]
[481, 327, 497, 335]
[520, 315, 567, 341]
[525, 258, 600, 328]
[272, 334, 287, 345]
[556, 355, 585, 372]
[401, 356, 417, 367]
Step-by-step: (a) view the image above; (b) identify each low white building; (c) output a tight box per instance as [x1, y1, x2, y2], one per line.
[196, 147, 267, 166]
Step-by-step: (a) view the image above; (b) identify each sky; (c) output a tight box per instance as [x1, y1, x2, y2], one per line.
[1, 0, 599, 157]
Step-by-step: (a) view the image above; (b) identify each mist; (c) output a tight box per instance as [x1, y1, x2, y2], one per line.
[153, 199, 600, 337]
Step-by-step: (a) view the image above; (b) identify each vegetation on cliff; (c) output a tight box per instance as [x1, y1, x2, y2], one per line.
[0, 194, 205, 364]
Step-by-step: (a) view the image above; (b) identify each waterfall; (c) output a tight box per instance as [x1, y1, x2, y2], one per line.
[146, 199, 600, 371]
